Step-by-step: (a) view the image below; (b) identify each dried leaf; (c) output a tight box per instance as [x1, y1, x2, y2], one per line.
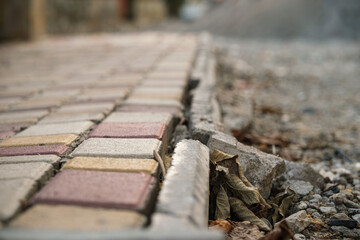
[227, 221, 265, 240]
[270, 188, 295, 223]
[209, 219, 233, 233]
[215, 185, 231, 219]
[229, 197, 271, 232]
[259, 220, 294, 240]
[225, 173, 264, 206]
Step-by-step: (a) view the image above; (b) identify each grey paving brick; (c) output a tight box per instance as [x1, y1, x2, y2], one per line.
[0, 162, 53, 184]
[155, 140, 209, 228]
[16, 121, 93, 137]
[103, 112, 173, 126]
[0, 155, 61, 167]
[124, 98, 182, 108]
[38, 112, 105, 124]
[0, 110, 48, 123]
[55, 103, 115, 114]
[71, 138, 162, 159]
[0, 178, 37, 221]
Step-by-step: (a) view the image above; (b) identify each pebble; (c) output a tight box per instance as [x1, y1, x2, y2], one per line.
[294, 233, 306, 240]
[343, 198, 360, 209]
[330, 226, 360, 238]
[289, 180, 314, 196]
[311, 211, 323, 220]
[284, 210, 311, 233]
[306, 208, 317, 214]
[352, 214, 360, 224]
[348, 208, 360, 215]
[319, 206, 337, 214]
[327, 219, 358, 229]
[297, 201, 308, 211]
[330, 213, 350, 220]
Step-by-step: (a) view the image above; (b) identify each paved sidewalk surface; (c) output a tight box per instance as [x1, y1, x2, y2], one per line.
[0, 33, 198, 232]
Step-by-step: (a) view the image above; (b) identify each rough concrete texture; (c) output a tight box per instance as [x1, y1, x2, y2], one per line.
[62, 157, 158, 175]
[10, 205, 146, 231]
[0, 134, 78, 147]
[0, 162, 53, 183]
[0, 155, 60, 167]
[0, 179, 37, 221]
[208, 131, 286, 198]
[155, 139, 209, 228]
[16, 121, 93, 137]
[32, 170, 156, 212]
[71, 138, 162, 159]
[0, 145, 69, 157]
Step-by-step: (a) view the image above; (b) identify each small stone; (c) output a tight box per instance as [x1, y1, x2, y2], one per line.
[289, 180, 314, 196]
[328, 219, 358, 228]
[352, 214, 360, 224]
[319, 206, 337, 215]
[306, 208, 317, 214]
[284, 210, 311, 233]
[297, 201, 308, 211]
[331, 213, 351, 220]
[330, 226, 360, 238]
[348, 208, 360, 215]
[294, 233, 306, 240]
[311, 211, 323, 220]
[334, 195, 343, 205]
[343, 198, 360, 209]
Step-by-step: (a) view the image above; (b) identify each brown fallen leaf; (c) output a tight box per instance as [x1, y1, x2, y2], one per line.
[229, 197, 271, 232]
[259, 220, 294, 240]
[209, 219, 233, 233]
[227, 221, 265, 240]
[215, 185, 231, 219]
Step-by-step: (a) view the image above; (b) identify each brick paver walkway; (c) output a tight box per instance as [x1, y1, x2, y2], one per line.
[0, 33, 197, 231]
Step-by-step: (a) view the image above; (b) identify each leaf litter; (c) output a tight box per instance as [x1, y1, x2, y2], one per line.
[209, 149, 295, 239]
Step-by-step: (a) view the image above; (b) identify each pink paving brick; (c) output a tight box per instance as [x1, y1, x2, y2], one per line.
[32, 170, 156, 211]
[0, 122, 32, 132]
[118, 105, 181, 116]
[0, 131, 15, 140]
[0, 145, 69, 157]
[87, 122, 166, 140]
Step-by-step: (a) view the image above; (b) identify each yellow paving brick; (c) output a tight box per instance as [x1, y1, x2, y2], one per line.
[9, 204, 146, 231]
[0, 134, 78, 147]
[0, 118, 38, 125]
[62, 156, 159, 175]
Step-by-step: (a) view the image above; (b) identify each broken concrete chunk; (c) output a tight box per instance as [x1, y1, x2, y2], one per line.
[208, 131, 286, 199]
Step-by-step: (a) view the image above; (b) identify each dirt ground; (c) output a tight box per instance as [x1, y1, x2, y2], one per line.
[215, 38, 360, 239]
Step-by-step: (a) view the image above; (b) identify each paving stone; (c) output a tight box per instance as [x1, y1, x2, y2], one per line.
[88, 122, 166, 140]
[16, 121, 93, 137]
[155, 140, 210, 228]
[0, 110, 48, 124]
[71, 138, 162, 159]
[55, 103, 115, 114]
[62, 157, 158, 175]
[9, 205, 146, 230]
[141, 80, 187, 87]
[38, 112, 105, 124]
[0, 162, 53, 183]
[10, 99, 63, 111]
[124, 98, 182, 108]
[0, 178, 37, 221]
[132, 87, 183, 95]
[0, 122, 32, 132]
[0, 145, 69, 157]
[129, 93, 182, 101]
[104, 112, 172, 125]
[0, 134, 78, 147]
[32, 170, 156, 212]
[0, 155, 61, 167]
[118, 105, 182, 116]
[0, 131, 15, 140]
